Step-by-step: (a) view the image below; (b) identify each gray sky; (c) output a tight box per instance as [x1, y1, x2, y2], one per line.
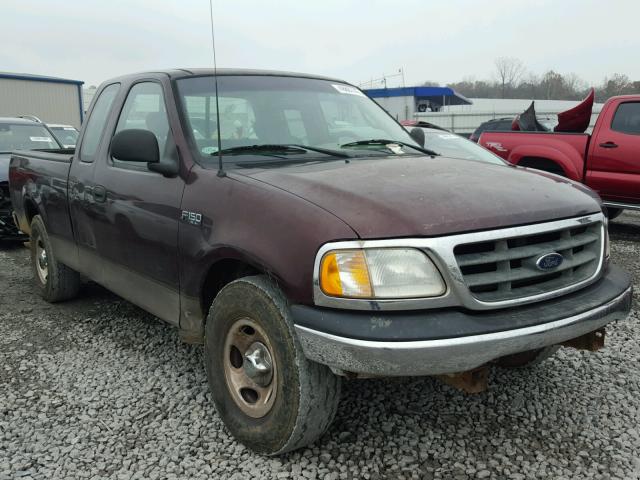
[2, 0, 639, 88]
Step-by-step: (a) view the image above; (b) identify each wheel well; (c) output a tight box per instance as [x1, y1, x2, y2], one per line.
[518, 157, 566, 176]
[23, 199, 39, 231]
[201, 258, 261, 315]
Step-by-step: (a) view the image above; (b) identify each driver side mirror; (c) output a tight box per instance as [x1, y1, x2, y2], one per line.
[111, 129, 160, 164]
[409, 127, 425, 147]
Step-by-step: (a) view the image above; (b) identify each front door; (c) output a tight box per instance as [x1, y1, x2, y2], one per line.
[89, 81, 184, 324]
[587, 100, 640, 204]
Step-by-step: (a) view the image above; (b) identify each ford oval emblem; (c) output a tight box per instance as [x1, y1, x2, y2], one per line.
[536, 252, 564, 271]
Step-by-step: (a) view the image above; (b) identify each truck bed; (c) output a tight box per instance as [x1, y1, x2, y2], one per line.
[9, 148, 76, 236]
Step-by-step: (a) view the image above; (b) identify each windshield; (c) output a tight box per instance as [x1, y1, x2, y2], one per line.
[49, 126, 79, 147]
[422, 130, 506, 165]
[0, 123, 60, 152]
[176, 75, 421, 165]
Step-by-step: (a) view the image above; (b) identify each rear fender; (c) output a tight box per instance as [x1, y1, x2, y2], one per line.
[20, 182, 46, 233]
[508, 144, 582, 180]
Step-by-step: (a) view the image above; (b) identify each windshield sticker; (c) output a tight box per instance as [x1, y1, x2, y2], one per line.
[386, 143, 405, 155]
[63, 127, 75, 131]
[29, 136, 53, 142]
[332, 84, 365, 96]
[201, 146, 218, 155]
[437, 134, 459, 140]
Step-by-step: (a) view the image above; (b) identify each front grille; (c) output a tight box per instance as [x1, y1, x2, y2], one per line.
[453, 220, 602, 302]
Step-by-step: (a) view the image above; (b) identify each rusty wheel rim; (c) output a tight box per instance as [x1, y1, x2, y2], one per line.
[223, 317, 277, 418]
[35, 238, 48, 284]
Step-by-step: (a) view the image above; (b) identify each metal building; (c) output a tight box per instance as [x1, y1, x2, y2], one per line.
[0, 72, 84, 128]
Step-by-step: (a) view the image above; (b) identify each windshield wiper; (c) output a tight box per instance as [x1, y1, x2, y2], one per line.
[212, 144, 351, 159]
[340, 139, 439, 156]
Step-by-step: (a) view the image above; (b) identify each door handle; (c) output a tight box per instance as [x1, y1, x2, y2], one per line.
[599, 141, 618, 149]
[92, 185, 107, 203]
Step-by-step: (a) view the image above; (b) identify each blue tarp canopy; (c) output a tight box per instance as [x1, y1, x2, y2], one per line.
[364, 86, 472, 107]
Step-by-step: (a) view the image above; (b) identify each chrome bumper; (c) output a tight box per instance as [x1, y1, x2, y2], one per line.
[295, 286, 633, 376]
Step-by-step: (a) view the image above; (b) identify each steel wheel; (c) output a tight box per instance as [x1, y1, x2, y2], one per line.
[205, 275, 341, 454]
[35, 238, 49, 284]
[223, 317, 278, 418]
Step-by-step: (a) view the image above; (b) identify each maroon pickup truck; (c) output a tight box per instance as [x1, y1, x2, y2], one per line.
[479, 95, 640, 218]
[9, 69, 632, 454]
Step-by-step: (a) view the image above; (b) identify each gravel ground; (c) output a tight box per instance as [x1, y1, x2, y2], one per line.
[1, 212, 639, 480]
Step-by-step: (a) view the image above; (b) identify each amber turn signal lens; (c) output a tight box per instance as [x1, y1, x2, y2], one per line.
[320, 250, 373, 298]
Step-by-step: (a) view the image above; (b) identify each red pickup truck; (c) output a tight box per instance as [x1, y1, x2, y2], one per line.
[479, 96, 640, 218]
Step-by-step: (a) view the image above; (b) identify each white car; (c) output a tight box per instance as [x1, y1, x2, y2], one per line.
[410, 125, 506, 165]
[47, 123, 80, 148]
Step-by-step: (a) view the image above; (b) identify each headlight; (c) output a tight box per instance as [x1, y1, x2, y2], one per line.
[319, 248, 446, 299]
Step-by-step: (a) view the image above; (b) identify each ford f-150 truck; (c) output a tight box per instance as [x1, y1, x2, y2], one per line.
[9, 69, 633, 455]
[479, 95, 640, 218]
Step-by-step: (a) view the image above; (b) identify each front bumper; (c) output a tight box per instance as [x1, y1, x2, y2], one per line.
[293, 265, 633, 376]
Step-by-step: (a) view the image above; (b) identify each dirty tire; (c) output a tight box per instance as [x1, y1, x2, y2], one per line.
[30, 215, 80, 302]
[204, 275, 341, 455]
[494, 345, 560, 368]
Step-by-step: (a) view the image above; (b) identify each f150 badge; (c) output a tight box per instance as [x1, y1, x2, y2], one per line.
[181, 210, 202, 225]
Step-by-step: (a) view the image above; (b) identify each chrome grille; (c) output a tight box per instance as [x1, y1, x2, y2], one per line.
[454, 220, 603, 302]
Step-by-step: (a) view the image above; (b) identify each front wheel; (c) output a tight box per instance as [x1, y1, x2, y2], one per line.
[30, 215, 80, 302]
[204, 275, 341, 455]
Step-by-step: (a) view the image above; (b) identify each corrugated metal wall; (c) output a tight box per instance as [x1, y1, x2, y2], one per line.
[0, 79, 81, 128]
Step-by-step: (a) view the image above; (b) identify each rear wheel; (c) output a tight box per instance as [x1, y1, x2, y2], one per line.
[494, 346, 559, 368]
[204, 275, 341, 455]
[30, 215, 80, 302]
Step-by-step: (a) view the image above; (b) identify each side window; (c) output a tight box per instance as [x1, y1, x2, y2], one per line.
[114, 82, 171, 160]
[79, 83, 119, 162]
[611, 102, 640, 135]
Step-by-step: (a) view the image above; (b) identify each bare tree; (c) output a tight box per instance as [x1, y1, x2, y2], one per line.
[564, 73, 588, 99]
[495, 57, 525, 98]
[595, 73, 633, 101]
[540, 70, 567, 99]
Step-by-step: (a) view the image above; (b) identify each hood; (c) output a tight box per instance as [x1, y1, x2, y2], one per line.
[0, 154, 9, 183]
[234, 156, 601, 239]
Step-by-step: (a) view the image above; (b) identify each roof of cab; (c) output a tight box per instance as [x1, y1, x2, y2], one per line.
[102, 68, 350, 85]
